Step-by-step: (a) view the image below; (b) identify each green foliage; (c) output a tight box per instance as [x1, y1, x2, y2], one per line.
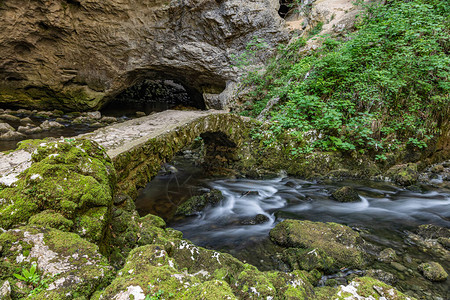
[13, 263, 52, 295]
[145, 288, 174, 300]
[13, 263, 40, 286]
[240, 0, 450, 156]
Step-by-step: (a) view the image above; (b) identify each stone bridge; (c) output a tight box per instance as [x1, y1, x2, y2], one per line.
[80, 109, 252, 198]
[0, 110, 253, 197]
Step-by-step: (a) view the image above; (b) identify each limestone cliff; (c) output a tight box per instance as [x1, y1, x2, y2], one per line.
[0, 0, 288, 110]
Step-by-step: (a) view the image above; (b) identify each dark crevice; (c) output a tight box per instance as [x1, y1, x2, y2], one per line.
[278, 0, 294, 19]
[102, 79, 206, 117]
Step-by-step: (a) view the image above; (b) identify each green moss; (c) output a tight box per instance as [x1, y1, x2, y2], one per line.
[0, 139, 116, 249]
[181, 280, 237, 299]
[270, 220, 367, 271]
[332, 277, 415, 300]
[28, 210, 73, 231]
[75, 207, 109, 243]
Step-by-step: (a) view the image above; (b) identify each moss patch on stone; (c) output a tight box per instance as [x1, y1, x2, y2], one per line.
[0, 139, 116, 246]
[0, 226, 114, 299]
[28, 210, 73, 231]
[270, 220, 368, 272]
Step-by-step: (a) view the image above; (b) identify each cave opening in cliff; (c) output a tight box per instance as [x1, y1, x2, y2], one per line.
[102, 79, 206, 117]
[278, 0, 294, 19]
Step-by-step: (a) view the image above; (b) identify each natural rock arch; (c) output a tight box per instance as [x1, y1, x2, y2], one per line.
[0, 0, 288, 111]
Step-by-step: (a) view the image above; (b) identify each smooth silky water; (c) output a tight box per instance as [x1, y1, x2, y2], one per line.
[136, 155, 450, 296]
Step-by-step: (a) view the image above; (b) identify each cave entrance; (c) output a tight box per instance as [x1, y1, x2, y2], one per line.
[101, 79, 206, 118]
[278, 0, 295, 19]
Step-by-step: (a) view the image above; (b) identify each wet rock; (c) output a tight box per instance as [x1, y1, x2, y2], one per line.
[315, 276, 412, 299]
[364, 269, 397, 285]
[240, 214, 270, 225]
[241, 190, 260, 197]
[431, 165, 444, 173]
[407, 225, 450, 260]
[72, 116, 91, 124]
[17, 125, 31, 133]
[136, 111, 146, 117]
[19, 117, 34, 125]
[16, 109, 32, 115]
[36, 111, 53, 118]
[54, 117, 66, 123]
[91, 122, 103, 128]
[331, 186, 360, 202]
[416, 224, 450, 240]
[418, 262, 448, 282]
[378, 248, 397, 263]
[0, 114, 20, 122]
[100, 116, 117, 124]
[40, 120, 64, 130]
[175, 189, 224, 216]
[0, 130, 25, 140]
[24, 126, 43, 135]
[270, 219, 368, 271]
[0, 226, 114, 298]
[391, 262, 407, 273]
[0, 122, 14, 134]
[386, 163, 418, 186]
[85, 111, 101, 120]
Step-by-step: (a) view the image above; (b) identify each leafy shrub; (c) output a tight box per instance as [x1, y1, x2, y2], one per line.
[240, 0, 449, 156]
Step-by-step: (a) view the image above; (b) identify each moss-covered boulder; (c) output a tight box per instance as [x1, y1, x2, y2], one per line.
[270, 220, 368, 272]
[175, 189, 224, 216]
[0, 139, 116, 245]
[418, 262, 448, 282]
[100, 233, 316, 300]
[108, 197, 175, 268]
[0, 226, 114, 299]
[386, 163, 418, 186]
[331, 186, 360, 202]
[314, 276, 415, 299]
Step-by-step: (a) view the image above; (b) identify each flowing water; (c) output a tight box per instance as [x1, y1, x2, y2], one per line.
[136, 155, 450, 297]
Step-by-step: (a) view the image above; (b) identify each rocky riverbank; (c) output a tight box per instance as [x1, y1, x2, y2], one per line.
[2, 138, 440, 299]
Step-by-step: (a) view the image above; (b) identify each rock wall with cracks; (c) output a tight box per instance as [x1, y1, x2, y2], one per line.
[0, 0, 288, 111]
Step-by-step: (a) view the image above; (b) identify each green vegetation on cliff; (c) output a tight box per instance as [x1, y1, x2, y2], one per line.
[240, 0, 449, 157]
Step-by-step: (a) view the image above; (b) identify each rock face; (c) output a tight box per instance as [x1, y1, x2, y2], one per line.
[0, 0, 288, 111]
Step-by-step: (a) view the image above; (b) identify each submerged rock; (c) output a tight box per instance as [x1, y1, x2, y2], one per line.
[378, 248, 398, 263]
[175, 189, 224, 216]
[270, 219, 368, 271]
[331, 186, 360, 202]
[240, 214, 270, 225]
[418, 262, 448, 282]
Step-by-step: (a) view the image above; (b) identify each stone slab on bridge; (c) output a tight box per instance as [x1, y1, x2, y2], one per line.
[79, 109, 228, 159]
